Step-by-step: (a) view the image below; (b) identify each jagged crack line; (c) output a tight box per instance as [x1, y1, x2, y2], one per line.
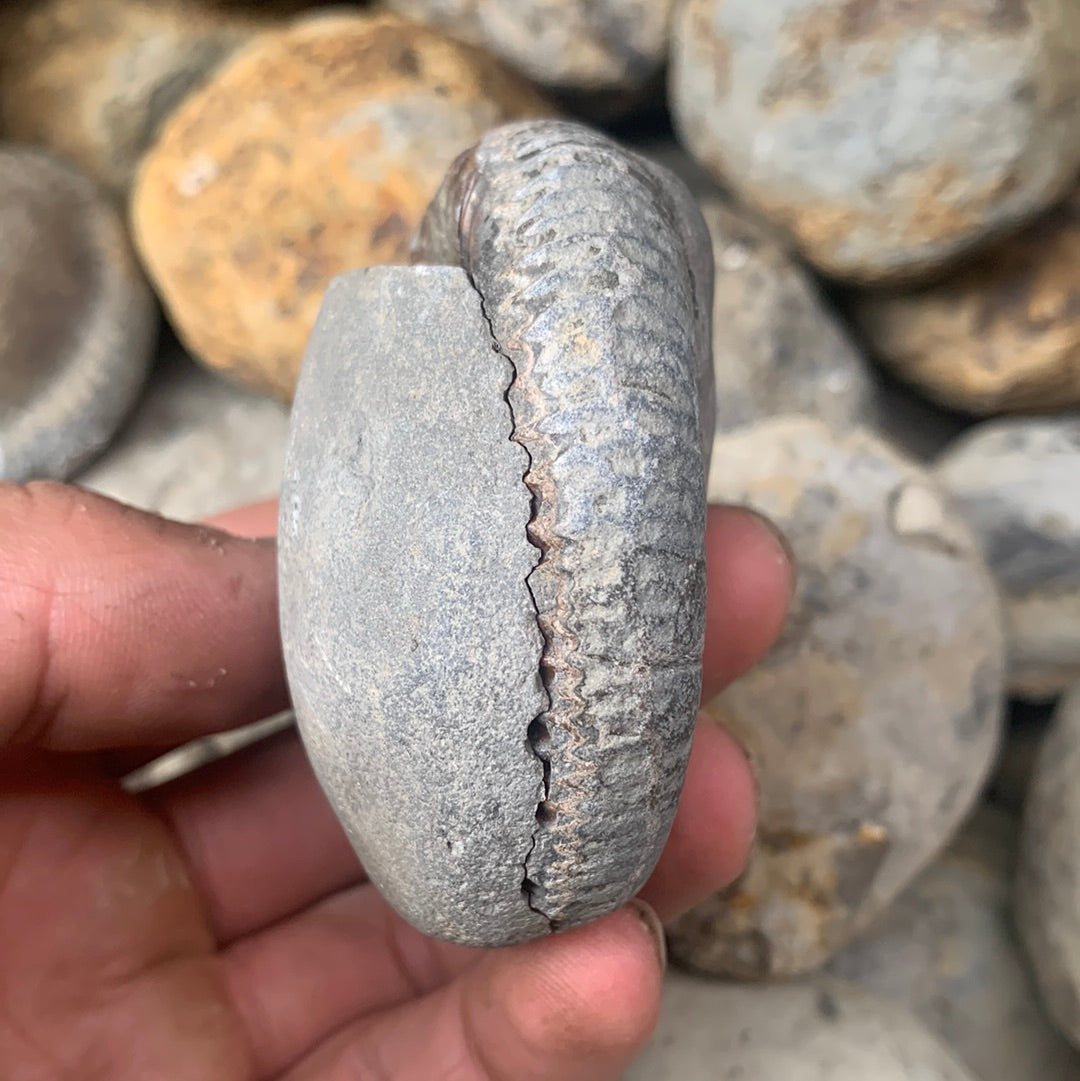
[465, 269, 556, 930]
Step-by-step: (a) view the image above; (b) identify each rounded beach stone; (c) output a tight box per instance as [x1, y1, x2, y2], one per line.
[278, 122, 714, 946]
[1017, 682, 1080, 1050]
[934, 417, 1080, 698]
[130, 11, 554, 401]
[828, 806, 1080, 1081]
[625, 973, 978, 1081]
[669, 0, 1080, 283]
[0, 145, 157, 483]
[852, 191, 1080, 413]
[77, 345, 288, 522]
[385, 0, 674, 99]
[0, 0, 296, 196]
[667, 417, 1005, 979]
[699, 196, 881, 433]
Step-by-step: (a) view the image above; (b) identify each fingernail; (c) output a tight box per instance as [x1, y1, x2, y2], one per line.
[628, 898, 667, 972]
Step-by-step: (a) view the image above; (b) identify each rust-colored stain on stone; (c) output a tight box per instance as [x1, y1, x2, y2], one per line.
[854, 190, 1080, 413]
[131, 11, 554, 400]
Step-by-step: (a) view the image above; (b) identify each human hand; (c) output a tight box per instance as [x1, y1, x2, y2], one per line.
[0, 483, 791, 1081]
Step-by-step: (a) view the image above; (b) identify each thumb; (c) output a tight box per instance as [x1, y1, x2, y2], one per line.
[281, 903, 667, 1081]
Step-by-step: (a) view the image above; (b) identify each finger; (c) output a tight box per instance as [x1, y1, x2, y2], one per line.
[0, 482, 287, 752]
[702, 503, 793, 702]
[204, 498, 279, 538]
[638, 719, 756, 922]
[146, 729, 365, 943]
[213, 726, 751, 1075]
[202, 499, 791, 703]
[222, 883, 475, 1078]
[276, 903, 665, 1081]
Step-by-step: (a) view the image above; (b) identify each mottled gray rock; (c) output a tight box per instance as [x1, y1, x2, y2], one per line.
[935, 417, 1080, 699]
[669, 0, 1080, 283]
[669, 418, 1005, 978]
[624, 973, 978, 1081]
[851, 191, 1080, 414]
[829, 806, 1080, 1081]
[78, 346, 288, 522]
[0, 146, 157, 482]
[699, 196, 881, 433]
[1017, 682, 1080, 1050]
[386, 0, 674, 101]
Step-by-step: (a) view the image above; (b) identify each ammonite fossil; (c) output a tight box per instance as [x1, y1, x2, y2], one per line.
[278, 119, 715, 946]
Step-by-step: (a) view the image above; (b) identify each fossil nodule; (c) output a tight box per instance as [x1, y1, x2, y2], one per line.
[278, 120, 715, 946]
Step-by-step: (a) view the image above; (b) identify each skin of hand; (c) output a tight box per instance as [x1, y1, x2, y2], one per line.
[0, 482, 792, 1081]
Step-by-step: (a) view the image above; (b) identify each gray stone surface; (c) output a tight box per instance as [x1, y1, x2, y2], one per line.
[698, 196, 882, 433]
[78, 346, 288, 522]
[0, 145, 157, 483]
[669, 0, 1080, 283]
[935, 417, 1080, 699]
[280, 265, 551, 946]
[415, 120, 713, 934]
[386, 0, 674, 99]
[670, 418, 1005, 978]
[829, 806, 1080, 1081]
[1017, 681, 1080, 1051]
[623, 973, 978, 1081]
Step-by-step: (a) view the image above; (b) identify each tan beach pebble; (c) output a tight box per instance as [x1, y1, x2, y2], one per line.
[131, 10, 554, 399]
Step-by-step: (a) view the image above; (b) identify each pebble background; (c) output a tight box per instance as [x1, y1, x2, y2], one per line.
[1, 0, 1079, 1077]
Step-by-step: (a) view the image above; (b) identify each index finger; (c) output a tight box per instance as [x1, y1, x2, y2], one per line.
[0, 482, 287, 752]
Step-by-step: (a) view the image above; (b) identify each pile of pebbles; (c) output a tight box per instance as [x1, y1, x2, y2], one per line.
[2, 1, 1080, 1077]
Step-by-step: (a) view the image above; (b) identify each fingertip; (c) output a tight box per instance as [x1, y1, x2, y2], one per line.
[640, 718, 757, 921]
[468, 907, 664, 1078]
[702, 503, 794, 701]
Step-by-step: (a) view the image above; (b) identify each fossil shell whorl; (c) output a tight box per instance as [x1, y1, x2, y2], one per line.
[417, 120, 715, 929]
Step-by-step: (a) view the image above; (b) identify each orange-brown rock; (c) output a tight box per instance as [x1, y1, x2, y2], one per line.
[130, 11, 555, 399]
[0, 0, 306, 195]
[853, 191, 1080, 414]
